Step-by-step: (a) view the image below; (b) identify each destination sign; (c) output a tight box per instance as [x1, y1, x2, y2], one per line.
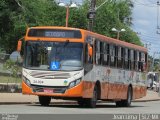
[45, 31, 73, 38]
[28, 29, 82, 38]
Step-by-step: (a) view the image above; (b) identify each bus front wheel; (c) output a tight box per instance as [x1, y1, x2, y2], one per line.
[77, 99, 85, 106]
[86, 85, 98, 108]
[39, 96, 51, 106]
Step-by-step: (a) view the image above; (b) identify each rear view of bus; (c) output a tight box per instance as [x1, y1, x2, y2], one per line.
[22, 27, 85, 106]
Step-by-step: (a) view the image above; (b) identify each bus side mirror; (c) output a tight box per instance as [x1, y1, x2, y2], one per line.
[17, 40, 22, 52]
[88, 44, 93, 57]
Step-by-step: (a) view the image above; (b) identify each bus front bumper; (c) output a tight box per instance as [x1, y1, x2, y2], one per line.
[22, 81, 84, 98]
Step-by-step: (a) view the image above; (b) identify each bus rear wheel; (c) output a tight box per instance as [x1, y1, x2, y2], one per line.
[116, 86, 132, 107]
[123, 86, 132, 107]
[39, 96, 51, 106]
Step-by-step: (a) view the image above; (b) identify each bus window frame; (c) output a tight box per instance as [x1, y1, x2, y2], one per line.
[84, 33, 147, 73]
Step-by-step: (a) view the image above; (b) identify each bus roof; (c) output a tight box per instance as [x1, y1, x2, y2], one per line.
[27, 26, 147, 53]
[28, 26, 81, 31]
[84, 30, 147, 53]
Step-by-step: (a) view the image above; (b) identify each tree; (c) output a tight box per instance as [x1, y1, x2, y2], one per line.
[91, 0, 142, 45]
[0, 0, 19, 53]
[0, 0, 142, 54]
[0, 0, 61, 53]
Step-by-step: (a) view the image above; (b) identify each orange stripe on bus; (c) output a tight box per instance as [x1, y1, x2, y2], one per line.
[22, 80, 147, 100]
[132, 86, 147, 100]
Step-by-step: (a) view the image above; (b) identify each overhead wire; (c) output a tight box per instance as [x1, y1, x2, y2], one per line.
[147, 0, 158, 5]
[132, 0, 160, 52]
[138, 33, 160, 39]
[133, 0, 157, 7]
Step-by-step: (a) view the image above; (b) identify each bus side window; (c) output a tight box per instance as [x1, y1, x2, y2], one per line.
[100, 41, 103, 65]
[107, 43, 110, 66]
[95, 40, 100, 65]
[121, 47, 125, 68]
[145, 53, 148, 71]
[117, 46, 121, 68]
[115, 46, 118, 67]
[134, 50, 138, 71]
[124, 48, 128, 69]
[142, 52, 146, 71]
[130, 49, 134, 70]
[128, 49, 131, 70]
[102, 42, 107, 65]
[110, 44, 115, 67]
[139, 52, 145, 72]
[102, 42, 108, 65]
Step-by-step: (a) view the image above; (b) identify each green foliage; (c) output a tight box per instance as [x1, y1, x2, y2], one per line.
[93, 0, 141, 45]
[0, 75, 21, 83]
[3, 59, 21, 78]
[0, 0, 24, 53]
[0, 0, 142, 54]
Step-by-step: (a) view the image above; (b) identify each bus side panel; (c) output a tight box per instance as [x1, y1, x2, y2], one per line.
[100, 82, 109, 99]
[82, 81, 95, 98]
[107, 83, 128, 100]
[132, 86, 147, 100]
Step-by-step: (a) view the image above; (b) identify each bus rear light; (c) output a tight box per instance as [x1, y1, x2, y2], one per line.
[68, 78, 82, 89]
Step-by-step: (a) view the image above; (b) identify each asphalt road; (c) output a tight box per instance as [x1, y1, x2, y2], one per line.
[0, 101, 160, 114]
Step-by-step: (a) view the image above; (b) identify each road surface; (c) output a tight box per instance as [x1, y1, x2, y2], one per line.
[0, 101, 160, 114]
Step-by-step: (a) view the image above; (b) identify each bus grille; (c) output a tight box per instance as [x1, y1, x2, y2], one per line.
[31, 85, 67, 93]
[30, 71, 70, 79]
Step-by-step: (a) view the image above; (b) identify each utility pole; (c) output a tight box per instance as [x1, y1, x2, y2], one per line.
[157, 1, 160, 34]
[87, 0, 96, 31]
[87, 0, 113, 31]
[144, 42, 151, 50]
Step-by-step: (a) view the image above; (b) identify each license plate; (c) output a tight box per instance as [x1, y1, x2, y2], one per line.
[43, 88, 53, 93]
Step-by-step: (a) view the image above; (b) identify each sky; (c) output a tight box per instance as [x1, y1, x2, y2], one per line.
[59, 0, 160, 57]
[132, 0, 160, 58]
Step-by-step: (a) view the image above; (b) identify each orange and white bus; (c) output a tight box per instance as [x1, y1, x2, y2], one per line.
[18, 26, 147, 108]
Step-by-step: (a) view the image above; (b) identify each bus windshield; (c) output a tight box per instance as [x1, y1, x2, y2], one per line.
[24, 41, 83, 71]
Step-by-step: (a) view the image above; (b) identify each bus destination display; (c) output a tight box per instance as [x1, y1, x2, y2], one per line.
[28, 29, 82, 38]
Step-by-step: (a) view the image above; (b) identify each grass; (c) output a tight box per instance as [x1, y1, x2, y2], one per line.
[0, 75, 21, 83]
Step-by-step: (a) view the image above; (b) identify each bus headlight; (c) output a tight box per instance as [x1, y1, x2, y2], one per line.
[22, 76, 31, 87]
[68, 78, 82, 89]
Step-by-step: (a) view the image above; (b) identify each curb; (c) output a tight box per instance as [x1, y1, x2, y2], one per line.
[133, 99, 160, 102]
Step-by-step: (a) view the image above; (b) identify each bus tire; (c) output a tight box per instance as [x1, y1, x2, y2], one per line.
[123, 86, 132, 107]
[116, 101, 123, 107]
[77, 99, 85, 106]
[116, 86, 132, 107]
[86, 85, 98, 108]
[39, 96, 51, 106]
